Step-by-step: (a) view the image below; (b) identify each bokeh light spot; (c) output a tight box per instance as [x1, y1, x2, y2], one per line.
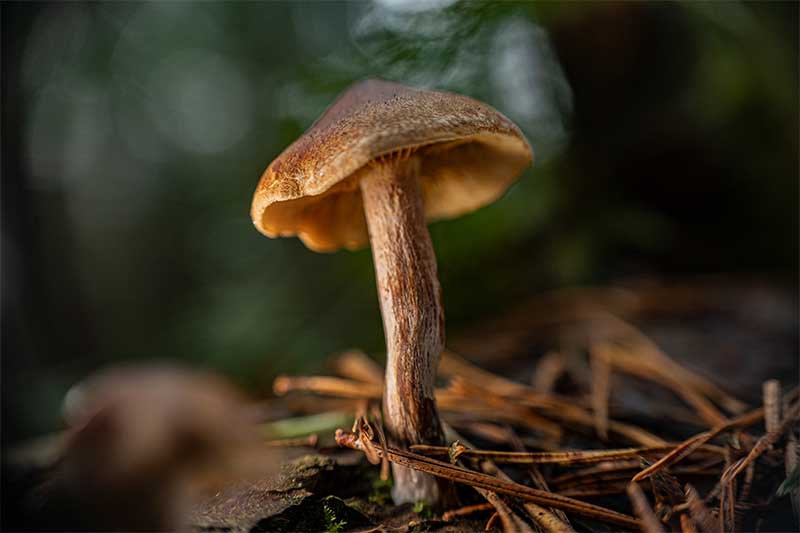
[147, 50, 254, 154]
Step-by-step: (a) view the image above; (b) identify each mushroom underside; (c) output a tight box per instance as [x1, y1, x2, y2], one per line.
[258, 137, 531, 252]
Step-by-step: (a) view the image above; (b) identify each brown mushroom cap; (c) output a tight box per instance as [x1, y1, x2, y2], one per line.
[251, 79, 533, 252]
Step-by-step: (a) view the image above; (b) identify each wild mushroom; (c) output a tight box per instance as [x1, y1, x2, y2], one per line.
[251, 79, 532, 504]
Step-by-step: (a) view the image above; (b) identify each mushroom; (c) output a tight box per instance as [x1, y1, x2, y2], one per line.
[251, 79, 532, 504]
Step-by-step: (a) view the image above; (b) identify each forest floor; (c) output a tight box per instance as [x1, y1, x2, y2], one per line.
[5, 278, 798, 532]
[193, 278, 798, 532]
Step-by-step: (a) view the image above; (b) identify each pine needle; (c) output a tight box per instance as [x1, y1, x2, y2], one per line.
[632, 389, 798, 482]
[626, 481, 664, 533]
[336, 429, 640, 529]
[410, 444, 722, 465]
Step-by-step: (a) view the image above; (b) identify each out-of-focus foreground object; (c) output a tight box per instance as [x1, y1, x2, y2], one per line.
[11, 366, 270, 531]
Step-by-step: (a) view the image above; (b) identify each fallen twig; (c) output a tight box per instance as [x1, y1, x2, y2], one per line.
[410, 444, 723, 465]
[507, 427, 573, 530]
[336, 430, 640, 529]
[442, 502, 494, 521]
[454, 427, 573, 533]
[484, 492, 533, 533]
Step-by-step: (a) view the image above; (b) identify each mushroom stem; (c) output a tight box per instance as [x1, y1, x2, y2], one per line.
[360, 154, 446, 505]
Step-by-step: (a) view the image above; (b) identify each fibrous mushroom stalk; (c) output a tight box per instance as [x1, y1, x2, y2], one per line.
[360, 153, 446, 505]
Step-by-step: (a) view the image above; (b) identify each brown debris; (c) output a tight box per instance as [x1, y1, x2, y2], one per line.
[410, 444, 722, 465]
[452, 427, 572, 533]
[717, 399, 800, 528]
[531, 351, 567, 394]
[590, 343, 612, 440]
[763, 379, 781, 435]
[264, 434, 319, 448]
[679, 513, 698, 533]
[262, 281, 794, 532]
[442, 502, 494, 521]
[626, 481, 664, 533]
[592, 341, 729, 428]
[486, 511, 501, 531]
[632, 388, 799, 483]
[331, 349, 385, 385]
[336, 429, 641, 529]
[273, 375, 382, 399]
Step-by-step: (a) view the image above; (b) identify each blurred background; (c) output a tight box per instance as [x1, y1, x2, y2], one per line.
[3, 1, 797, 448]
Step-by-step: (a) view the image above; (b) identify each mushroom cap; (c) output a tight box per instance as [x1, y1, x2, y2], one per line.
[251, 79, 533, 252]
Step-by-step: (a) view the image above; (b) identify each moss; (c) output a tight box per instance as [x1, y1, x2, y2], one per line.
[413, 501, 435, 520]
[323, 502, 347, 533]
[253, 495, 370, 532]
[367, 477, 393, 506]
